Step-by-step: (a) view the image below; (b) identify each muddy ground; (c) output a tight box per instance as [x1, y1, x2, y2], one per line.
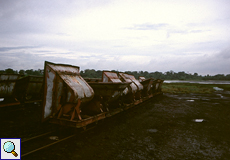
[1, 91, 230, 160]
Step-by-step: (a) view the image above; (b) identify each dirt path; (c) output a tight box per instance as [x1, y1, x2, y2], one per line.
[2, 91, 230, 159]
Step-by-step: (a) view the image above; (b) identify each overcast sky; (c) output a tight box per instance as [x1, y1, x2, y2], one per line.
[0, 0, 230, 75]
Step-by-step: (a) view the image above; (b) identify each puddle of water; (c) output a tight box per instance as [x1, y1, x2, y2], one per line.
[213, 87, 224, 91]
[49, 136, 59, 140]
[0, 98, 4, 102]
[216, 94, 224, 98]
[193, 119, 204, 122]
[165, 80, 230, 84]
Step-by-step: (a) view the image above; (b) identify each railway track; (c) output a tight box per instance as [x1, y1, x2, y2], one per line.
[0, 101, 41, 114]
[21, 126, 96, 158]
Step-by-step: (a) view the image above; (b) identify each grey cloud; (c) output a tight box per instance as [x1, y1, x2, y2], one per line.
[0, 0, 110, 35]
[0, 46, 38, 52]
[218, 46, 230, 59]
[0, 0, 112, 19]
[127, 23, 168, 30]
[167, 28, 208, 38]
[0, 51, 76, 70]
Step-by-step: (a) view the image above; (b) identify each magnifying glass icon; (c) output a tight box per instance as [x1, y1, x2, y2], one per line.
[3, 141, 18, 157]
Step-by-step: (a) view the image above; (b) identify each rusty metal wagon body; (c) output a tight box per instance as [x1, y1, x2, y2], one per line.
[153, 79, 164, 93]
[42, 61, 163, 128]
[139, 77, 154, 97]
[118, 72, 143, 100]
[42, 61, 96, 127]
[14, 76, 43, 103]
[0, 74, 21, 107]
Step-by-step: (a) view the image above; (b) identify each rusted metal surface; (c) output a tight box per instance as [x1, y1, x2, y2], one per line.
[14, 76, 43, 103]
[0, 74, 21, 98]
[139, 76, 146, 82]
[42, 62, 164, 128]
[0, 74, 21, 107]
[102, 71, 129, 95]
[87, 82, 130, 98]
[85, 82, 131, 114]
[83, 71, 130, 115]
[156, 79, 164, 92]
[42, 61, 94, 122]
[123, 73, 143, 91]
[102, 71, 122, 83]
[140, 78, 154, 97]
[118, 73, 138, 93]
[84, 78, 101, 82]
[50, 91, 163, 128]
[118, 72, 144, 100]
[151, 79, 164, 93]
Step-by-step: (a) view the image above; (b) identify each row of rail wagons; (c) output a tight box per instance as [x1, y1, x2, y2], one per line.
[42, 61, 164, 128]
[0, 74, 43, 107]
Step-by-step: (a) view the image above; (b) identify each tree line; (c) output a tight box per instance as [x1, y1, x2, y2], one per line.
[1, 68, 230, 80]
[0, 68, 44, 76]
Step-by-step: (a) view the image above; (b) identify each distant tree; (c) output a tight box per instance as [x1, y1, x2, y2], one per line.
[25, 69, 34, 75]
[177, 71, 187, 80]
[194, 73, 198, 76]
[213, 74, 225, 80]
[1, 67, 229, 80]
[5, 68, 15, 74]
[96, 70, 102, 78]
[19, 70, 25, 75]
[38, 69, 44, 75]
[83, 69, 99, 78]
[226, 74, 230, 80]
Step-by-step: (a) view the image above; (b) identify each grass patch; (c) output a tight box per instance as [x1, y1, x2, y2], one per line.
[162, 83, 230, 94]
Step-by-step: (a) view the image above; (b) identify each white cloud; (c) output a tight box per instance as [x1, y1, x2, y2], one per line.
[0, 0, 230, 75]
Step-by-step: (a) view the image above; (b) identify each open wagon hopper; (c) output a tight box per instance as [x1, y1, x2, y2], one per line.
[42, 61, 164, 129]
[155, 79, 164, 93]
[119, 73, 143, 101]
[0, 74, 21, 107]
[14, 76, 43, 103]
[139, 76, 154, 97]
[42, 61, 104, 128]
[84, 71, 130, 114]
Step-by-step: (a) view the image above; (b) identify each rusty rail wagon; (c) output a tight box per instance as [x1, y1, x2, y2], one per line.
[84, 73, 130, 114]
[42, 61, 163, 129]
[0, 74, 21, 107]
[14, 76, 43, 103]
[139, 76, 154, 97]
[118, 72, 143, 101]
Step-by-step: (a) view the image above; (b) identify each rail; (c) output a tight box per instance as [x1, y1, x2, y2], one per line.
[21, 126, 96, 157]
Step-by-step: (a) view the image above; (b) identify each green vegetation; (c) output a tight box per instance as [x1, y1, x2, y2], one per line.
[162, 83, 230, 94]
[0, 68, 230, 80]
[0, 68, 43, 76]
[79, 69, 230, 80]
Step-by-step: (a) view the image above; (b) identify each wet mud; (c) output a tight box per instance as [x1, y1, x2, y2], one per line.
[1, 91, 230, 159]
